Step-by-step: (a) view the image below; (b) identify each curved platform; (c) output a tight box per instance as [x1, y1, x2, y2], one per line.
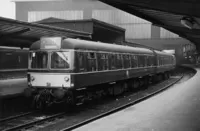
[0, 78, 27, 98]
[75, 65, 200, 131]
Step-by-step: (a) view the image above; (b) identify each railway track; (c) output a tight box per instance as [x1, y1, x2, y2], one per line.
[0, 69, 192, 131]
[0, 110, 65, 131]
[0, 111, 35, 123]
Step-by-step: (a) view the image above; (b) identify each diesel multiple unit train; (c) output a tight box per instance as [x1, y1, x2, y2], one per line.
[25, 37, 176, 108]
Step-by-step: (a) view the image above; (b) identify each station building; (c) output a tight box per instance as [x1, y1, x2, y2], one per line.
[12, 0, 197, 64]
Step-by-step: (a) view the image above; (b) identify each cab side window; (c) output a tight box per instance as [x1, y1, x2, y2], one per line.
[77, 51, 85, 72]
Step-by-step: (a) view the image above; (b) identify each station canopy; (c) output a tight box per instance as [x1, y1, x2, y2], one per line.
[35, 17, 125, 45]
[99, 0, 200, 51]
[0, 17, 91, 48]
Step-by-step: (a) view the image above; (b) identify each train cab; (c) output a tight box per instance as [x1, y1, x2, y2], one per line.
[27, 37, 73, 89]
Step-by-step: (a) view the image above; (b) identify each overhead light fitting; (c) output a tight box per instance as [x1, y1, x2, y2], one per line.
[180, 17, 194, 29]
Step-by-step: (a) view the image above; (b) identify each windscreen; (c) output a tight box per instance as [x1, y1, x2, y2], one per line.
[30, 51, 48, 69]
[51, 51, 70, 69]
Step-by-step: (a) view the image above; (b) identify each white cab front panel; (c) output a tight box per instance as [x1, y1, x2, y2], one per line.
[29, 73, 71, 88]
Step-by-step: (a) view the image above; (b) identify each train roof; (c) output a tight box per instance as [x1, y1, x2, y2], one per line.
[63, 39, 153, 54]
[30, 37, 154, 55]
[154, 50, 174, 57]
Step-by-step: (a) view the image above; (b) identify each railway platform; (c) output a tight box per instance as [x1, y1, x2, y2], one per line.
[74, 65, 200, 131]
[0, 78, 27, 98]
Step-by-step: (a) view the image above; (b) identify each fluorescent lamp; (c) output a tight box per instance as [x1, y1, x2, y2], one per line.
[181, 17, 194, 29]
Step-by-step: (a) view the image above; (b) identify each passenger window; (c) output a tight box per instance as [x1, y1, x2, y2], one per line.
[127, 54, 131, 68]
[138, 56, 145, 67]
[123, 54, 131, 68]
[131, 55, 138, 68]
[110, 54, 116, 69]
[147, 56, 153, 67]
[149, 56, 154, 66]
[123, 54, 128, 68]
[116, 54, 123, 69]
[144, 56, 147, 67]
[97, 53, 104, 71]
[161, 57, 163, 65]
[100, 53, 109, 70]
[97, 53, 102, 71]
[161, 57, 164, 65]
[87, 52, 97, 71]
[157, 57, 160, 66]
[146, 56, 149, 67]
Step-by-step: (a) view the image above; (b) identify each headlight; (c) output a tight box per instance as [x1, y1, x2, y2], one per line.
[64, 76, 69, 82]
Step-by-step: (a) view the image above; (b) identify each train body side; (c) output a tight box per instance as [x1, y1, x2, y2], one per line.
[154, 50, 176, 74]
[60, 38, 156, 89]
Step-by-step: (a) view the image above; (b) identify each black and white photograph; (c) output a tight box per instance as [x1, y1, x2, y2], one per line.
[0, 0, 199, 131]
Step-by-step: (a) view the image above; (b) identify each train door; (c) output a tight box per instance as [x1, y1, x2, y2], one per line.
[76, 51, 86, 72]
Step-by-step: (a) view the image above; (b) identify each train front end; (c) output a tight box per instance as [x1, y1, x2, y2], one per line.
[24, 37, 74, 108]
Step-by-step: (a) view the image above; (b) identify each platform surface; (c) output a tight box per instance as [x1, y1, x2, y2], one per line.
[0, 78, 27, 98]
[75, 66, 200, 131]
